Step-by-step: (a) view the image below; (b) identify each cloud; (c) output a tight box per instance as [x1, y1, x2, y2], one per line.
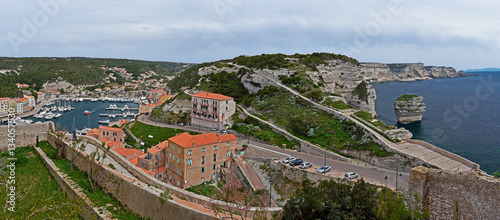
[1, 0, 499, 69]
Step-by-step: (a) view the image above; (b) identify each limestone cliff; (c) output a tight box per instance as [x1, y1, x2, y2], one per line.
[197, 58, 377, 116]
[394, 95, 426, 124]
[361, 62, 471, 83]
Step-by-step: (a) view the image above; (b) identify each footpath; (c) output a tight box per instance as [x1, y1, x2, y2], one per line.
[257, 73, 478, 172]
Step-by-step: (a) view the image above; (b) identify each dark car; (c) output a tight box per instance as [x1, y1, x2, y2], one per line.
[289, 159, 304, 167]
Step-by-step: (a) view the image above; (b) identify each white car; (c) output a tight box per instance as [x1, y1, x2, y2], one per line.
[299, 162, 312, 169]
[282, 156, 296, 164]
[344, 172, 359, 179]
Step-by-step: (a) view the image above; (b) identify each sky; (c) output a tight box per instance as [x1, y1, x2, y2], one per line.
[1, 0, 499, 70]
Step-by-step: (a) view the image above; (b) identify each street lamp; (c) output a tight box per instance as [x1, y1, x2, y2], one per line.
[269, 179, 272, 207]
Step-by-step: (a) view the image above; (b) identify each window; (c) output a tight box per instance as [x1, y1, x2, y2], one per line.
[177, 180, 180, 186]
[214, 146, 217, 151]
[201, 167, 205, 173]
[113, 132, 117, 136]
[178, 148, 180, 154]
[188, 159, 192, 165]
[177, 158, 180, 164]
[202, 148, 205, 153]
[188, 150, 192, 155]
[173, 155, 175, 160]
[169, 174, 172, 180]
[201, 178, 205, 183]
[177, 168, 181, 175]
[213, 164, 216, 170]
[169, 153, 171, 158]
[226, 142, 230, 147]
[201, 156, 205, 164]
[213, 154, 217, 162]
[173, 145, 175, 151]
[226, 151, 230, 157]
[170, 163, 172, 169]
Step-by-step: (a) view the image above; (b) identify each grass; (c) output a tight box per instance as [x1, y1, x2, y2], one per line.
[129, 121, 199, 150]
[249, 87, 392, 157]
[0, 145, 82, 219]
[396, 94, 420, 101]
[185, 182, 220, 198]
[323, 99, 353, 110]
[354, 111, 391, 131]
[39, 141, 144, 219]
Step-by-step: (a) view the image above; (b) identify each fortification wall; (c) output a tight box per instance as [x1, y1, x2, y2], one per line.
[245, 144, 289, 159]
[409, 167, 500, 220]
[47, 133, 217, 220]
[0, 122, 53, 151]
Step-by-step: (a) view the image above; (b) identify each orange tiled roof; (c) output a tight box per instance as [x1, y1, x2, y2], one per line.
[86, 128, 99, 136]
[192, 92, 233, 100]
[114, 147, 143, 157]
[0, 98, 11, 101]
[129, 157, 139, 165]
[100, 138, 110, 143]
[98, 126, 125, 133]
[169, 132, 237, 148]
[148, 141, 167, 155]
[17, 97, 28, 102]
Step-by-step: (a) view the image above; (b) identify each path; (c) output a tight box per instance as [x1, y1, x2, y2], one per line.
[234, 157, 278, 207]
[257, 73, 477, 172]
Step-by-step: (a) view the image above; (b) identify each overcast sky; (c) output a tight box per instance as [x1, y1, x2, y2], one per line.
[1, 0, 499, 70]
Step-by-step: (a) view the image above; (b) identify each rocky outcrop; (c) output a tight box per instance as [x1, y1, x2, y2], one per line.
[361, 62, 471, 83]
[42, 78, 74, 92]
[394, 95, 426, 124]
[384, 127, 413, 140]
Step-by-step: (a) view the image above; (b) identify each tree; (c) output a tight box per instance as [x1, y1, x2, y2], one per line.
[494, 170, 500, 178]
[205, 166, 257, 220]
[69, 138, 87, 172]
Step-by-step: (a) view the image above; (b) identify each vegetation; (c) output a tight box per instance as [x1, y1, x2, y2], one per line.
[0, 145, 83, 219]
[129, 121, 198, 149]
[248, 87, 391, 157]
[282, 178, 427, 220]
[323, 98, 353, 110]
[493, 170, 499, 178]
[186, 181, 220, 198]
[198, 70, 249, 102]
[40, 141, 144, 219]
[354, 110, 391, 131]
[351, 80, 369, 102]
[396, 94, 421, 101]
[231, 114, 300, 149]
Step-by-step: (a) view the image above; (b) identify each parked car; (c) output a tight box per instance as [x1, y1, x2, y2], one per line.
[219, 128, 227, 133]
[316, 165, 332, 174]
[290, 159, 304, 167]
[344, 172, 359, 179]
[177, 123, 185, 126]
[282, 156, 296, 164]
[209, 127, 217, 132]
[299, 162, 312, 169]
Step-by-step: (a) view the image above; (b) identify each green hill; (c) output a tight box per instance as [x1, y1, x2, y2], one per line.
[0, 57, 191, 97]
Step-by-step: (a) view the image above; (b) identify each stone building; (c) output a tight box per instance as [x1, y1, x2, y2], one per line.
[98, 126, 126, 143]
[191, 92, 235, 130]
[135, 141, 167, 180]
[166, 132, 237, 188]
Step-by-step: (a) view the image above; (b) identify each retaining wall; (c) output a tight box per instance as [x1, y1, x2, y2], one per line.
[0, 122, 53, 151]
[404, 139, 477, 170]
[409, 167, 500, 220]
[47, 133, 218, 220]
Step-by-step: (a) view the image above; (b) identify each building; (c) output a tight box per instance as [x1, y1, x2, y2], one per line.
[44, 90, 61, 99]
[98, 126, 126, 143]
[191, 92, 236, 130]
[36, 92, 45, 103]
[139, 103, 159, 114]
[136, 141, 167, 179]
[114, 147, 143, 160]
[12, 97, 32, 114]
[25, 95, 35, 108]
[166, 132, 237, 188]
[0, 98, 11, 118]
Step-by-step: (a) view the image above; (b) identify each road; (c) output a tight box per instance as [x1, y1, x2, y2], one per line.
[138, 115, 410, 191]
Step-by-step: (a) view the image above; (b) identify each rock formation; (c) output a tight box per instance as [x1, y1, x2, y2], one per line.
[361, 62, 472, 83]
[394, 95, 426, 124]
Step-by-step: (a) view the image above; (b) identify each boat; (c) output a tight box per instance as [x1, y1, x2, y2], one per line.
[109, 114, 116, 118]
[79, 98, 83, 102]
[84, 110, 91, 115]
[98, 119, 110, 124]
[45, 114, 53, 120]
[53, 113, 62, 118]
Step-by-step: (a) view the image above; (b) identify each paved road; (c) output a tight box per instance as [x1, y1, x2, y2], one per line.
[138, 115, 410, 191]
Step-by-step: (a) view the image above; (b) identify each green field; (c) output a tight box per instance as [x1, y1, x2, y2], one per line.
[0, 145, 82, 219]
[129, 121, 199, 149]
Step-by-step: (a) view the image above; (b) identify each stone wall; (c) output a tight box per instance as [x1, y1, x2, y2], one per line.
[404, 139, 478, 170]
[77, 135, 282, 218]
[47, 133, 218, 220]
[33, 144, 108, 220]
[0, 122, 53, 151]
[409, 167, 500, 220]
[245, 144, 289, 159]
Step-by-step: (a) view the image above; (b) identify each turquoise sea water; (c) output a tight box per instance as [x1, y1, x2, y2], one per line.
[372, 72, 500, 174]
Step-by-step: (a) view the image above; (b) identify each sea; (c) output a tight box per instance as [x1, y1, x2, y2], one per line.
[26, 100, 139, 133]
[372, 71, 500, 174]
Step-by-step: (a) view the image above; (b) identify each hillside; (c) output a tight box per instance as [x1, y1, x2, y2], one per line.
[0, 57, 191, 97]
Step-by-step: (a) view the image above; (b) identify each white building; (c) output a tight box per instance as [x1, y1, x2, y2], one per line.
[191, 92, 235, 130]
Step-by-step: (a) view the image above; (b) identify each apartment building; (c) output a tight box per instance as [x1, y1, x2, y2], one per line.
[98, 126, 126, 143]
[0, 98, 11, 117]
[166, 132, 237, 189]
[135, 141, 167, 179]
[191, 92, 235, 130]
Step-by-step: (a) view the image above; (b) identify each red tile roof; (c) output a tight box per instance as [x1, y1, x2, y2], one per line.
[192, 92, 233, 100]
[0, 98, 11, 101]
[114, 147, 143, 157]
[169, 132, 237, 148]
[148, 141, 167, 155]
[98, 126, 125, 134]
